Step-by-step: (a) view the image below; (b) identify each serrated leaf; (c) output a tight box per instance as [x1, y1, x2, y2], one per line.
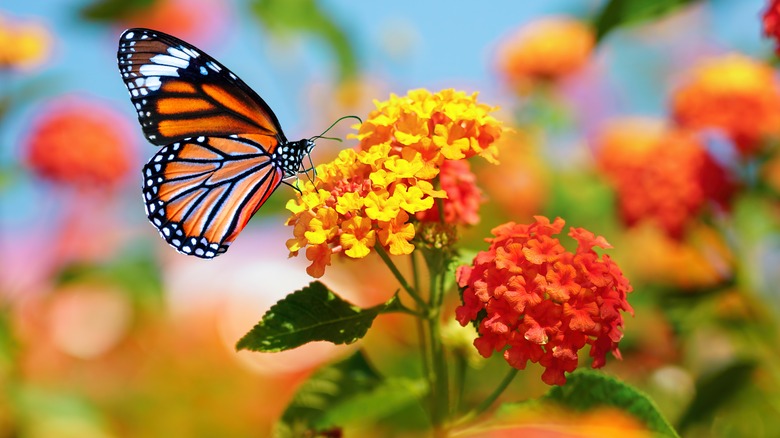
[275, 351, 426, 436]
[676, 360, 756, 433]
[236, 281, 392, 352]
[594, 0, 701, 41]
[544, 370, 680, 437]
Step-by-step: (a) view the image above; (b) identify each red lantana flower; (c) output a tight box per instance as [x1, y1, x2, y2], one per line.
[456, 217, 633, 386]
[417, 159, 484, 226]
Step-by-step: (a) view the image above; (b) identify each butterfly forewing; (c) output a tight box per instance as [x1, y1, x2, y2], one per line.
[142, 136, 285, 258]
[119, 28, 314, 258]
[117, 28, 287, 147]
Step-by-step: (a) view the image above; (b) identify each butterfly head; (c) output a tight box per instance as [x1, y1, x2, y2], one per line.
[276, 138, 316, 178]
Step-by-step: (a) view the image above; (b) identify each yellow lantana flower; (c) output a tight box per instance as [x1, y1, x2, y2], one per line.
[285, 89, 502, 278]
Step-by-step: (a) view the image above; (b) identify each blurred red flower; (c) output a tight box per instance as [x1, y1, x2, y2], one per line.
[763, 0, 780, 55]
[456, 216, 633, 386]
[671, 54, 780, 156]
[23, 96, 136, 190]
[596, 118, 734, 239]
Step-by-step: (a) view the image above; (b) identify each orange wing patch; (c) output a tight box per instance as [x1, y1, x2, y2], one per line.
[156, 97, 216, 114]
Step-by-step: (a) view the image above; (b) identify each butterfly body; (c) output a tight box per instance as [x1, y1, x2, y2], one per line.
[118, 28, 313, 258]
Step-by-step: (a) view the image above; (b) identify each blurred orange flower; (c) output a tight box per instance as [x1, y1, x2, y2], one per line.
[495, 16, 594, 91]
[0, 13, 52, 71]
[618, 223, 733, 289]
[456, 216, 633, 386]
[478, 130, 548, 220]
[23, 96, 136, 189]
[596, 118, 733, 239]
[671, 54, 780, 155]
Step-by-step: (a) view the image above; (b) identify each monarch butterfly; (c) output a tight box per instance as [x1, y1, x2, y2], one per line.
[117, 28, 347, 258]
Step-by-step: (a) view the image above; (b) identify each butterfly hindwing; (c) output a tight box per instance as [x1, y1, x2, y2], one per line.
[117, 28, 287, 148]
[142, 136, 285, 258]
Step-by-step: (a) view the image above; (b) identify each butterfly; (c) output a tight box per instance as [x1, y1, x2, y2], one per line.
[117, 28, 322, 259]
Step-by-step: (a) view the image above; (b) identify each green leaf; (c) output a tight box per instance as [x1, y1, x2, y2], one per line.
[593, 0, 701, 41]
[274, 351, 425, 436]
[236, 281, 393, 352]
[544, 370, 680, 437]
[79, 0, 154, 21]
[676, 360, 756, 433]
[250, 0, 357, 80]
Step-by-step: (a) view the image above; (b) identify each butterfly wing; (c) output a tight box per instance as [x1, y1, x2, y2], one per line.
[143, 135, 284, 258]
[117, 27, 287, 148]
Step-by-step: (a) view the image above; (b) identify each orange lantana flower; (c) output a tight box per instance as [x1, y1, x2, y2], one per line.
[495, 16, 594, 91]
[671, 54, 780, 155]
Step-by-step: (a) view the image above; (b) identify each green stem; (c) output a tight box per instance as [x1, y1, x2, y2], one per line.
[410, 252, 434, 420]
[374, 244, 427, 311]
[426, 249, 450, 433]
[428, 312, 449, 431]
[454, 368, 519, 427]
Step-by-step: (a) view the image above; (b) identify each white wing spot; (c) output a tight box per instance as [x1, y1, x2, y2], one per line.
[181, 47, 199, 58]
[167, 47, 191, 60]
[125, 31, 135, 39]
[139, 63, 180, 78]
[150, 54, 189, 69]
[145, 76, 162, 91]
[199, 66, 208, 75]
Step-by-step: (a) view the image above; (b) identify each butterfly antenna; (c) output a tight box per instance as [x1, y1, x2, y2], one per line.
[307, 151, 317, 181]
[282, 179, 303, 194]
[310, 115, 363, 141]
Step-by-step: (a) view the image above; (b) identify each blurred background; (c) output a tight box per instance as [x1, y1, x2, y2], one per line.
[2, 0, 780, 436]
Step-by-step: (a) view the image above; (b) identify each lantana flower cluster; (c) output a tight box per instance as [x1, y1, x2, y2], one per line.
[596, 118, 733, 239]
[455, 216, 633, 386]
[286, 89, 502, 277]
